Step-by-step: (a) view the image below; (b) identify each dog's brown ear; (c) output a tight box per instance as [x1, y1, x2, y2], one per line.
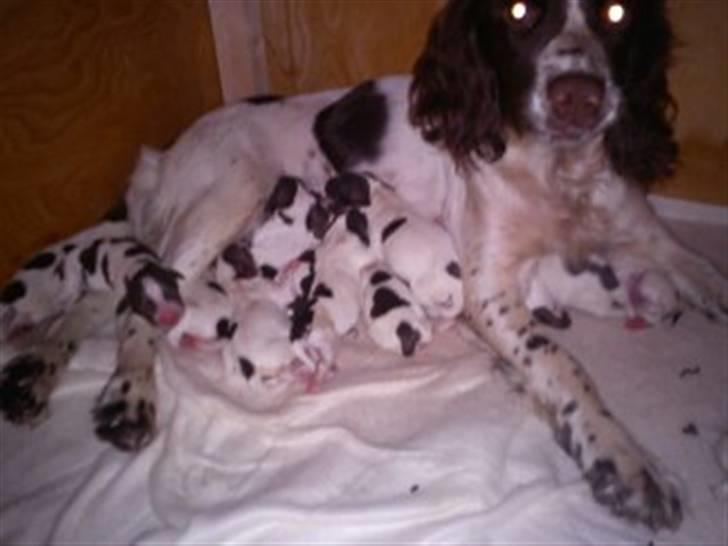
[409, 0, 505, 172]
[604, 0, 678, 186]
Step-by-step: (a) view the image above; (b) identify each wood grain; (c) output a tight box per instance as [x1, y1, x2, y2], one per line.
[261, 0, 441, 95]
[208, 0, 270, 102]
[664, 0, 728, 205]
[0, 0, 222, 283]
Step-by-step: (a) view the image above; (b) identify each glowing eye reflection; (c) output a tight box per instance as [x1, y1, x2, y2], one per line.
[606, 3, 625, 24]
[511, 1, 528, 21]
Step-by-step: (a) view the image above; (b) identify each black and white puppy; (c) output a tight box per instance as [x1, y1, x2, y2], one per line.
[521, 251, 680, 330]
[292, 172, 461, 363]
[325, 172, 464, 321]
[360, 263, 432, 357]
[0, 205, 183, 439]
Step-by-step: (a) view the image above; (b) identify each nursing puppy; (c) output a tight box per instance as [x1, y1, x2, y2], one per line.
[325, 172, 463, 321]
[293, 172, 462, 364]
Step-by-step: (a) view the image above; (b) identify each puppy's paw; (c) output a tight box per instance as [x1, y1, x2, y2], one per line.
[585, 454, 682, 531]
[532, 305, 572, 329]
[93, 369, 156, 452]
[0, 354, 53, 424]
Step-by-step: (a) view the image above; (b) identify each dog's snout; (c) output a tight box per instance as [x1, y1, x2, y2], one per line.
[547, 73, 605, 130]
[557, 46, 584, 57]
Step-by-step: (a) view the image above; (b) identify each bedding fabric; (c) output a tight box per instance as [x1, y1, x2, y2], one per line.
[1, 219, 726, 545]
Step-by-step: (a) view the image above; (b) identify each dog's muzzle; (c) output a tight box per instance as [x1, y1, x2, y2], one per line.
[546, 72, 606, 136]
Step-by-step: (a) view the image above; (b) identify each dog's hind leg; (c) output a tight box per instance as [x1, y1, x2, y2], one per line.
[464, 259, 682, 531]
[159, 156, 275, 281]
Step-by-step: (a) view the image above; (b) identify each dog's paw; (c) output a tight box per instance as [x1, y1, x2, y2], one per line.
[0, 354, 53, 424]
[668, 253, 728, 324]
[532, 305, 572, 329]
[585, 454, 682, 531]
[123, 262, 185, 328]
[0, 341, 74, 425]
[93, 369, 156, 451]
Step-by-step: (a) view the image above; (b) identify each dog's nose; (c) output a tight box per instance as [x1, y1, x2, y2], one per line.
[547, 73, 605, 130]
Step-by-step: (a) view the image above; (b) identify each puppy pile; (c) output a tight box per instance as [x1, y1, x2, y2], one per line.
[160, 171, 464, 396]
[0, 168, 680, 414]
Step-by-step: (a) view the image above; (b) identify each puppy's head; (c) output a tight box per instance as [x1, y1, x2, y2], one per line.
[410, 0, 677, 184]
[324, 172, 372, 212]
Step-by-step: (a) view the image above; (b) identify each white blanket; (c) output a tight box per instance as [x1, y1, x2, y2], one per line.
[2, 220, 726, 545]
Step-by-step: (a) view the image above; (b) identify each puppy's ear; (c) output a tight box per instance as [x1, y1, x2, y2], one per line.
[409, 0, 505, 171]
[324, 172, 371, 209]
[265, 175, 300, 214]
[605, 1, 678, 186]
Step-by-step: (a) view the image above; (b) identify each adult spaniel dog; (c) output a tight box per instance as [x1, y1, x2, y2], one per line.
[2, 0, 726, 533]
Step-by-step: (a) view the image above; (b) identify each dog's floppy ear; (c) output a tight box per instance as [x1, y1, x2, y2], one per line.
[409, 0, 505, 172]
[604, 0, 678, 186]
[325, 172, 371, 210]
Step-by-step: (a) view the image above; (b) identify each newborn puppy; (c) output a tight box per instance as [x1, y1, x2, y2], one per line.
[166, 276, 236, 351]
[1, 220, 184, 342]
[223, 298, 324, 402]
[290, 220, 364, 369]
[360, 263, 432, 357]
[521, 252, 679, 330]
[245, 174, 331, 282]
[325, 172, 463, 320]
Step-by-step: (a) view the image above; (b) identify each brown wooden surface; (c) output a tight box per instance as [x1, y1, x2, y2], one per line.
[261, 0, 442, 94]
[0, 0, 222, 284]
[663, 0, 728, 206]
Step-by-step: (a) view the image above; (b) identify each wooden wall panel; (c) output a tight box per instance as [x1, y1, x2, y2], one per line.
[261, 0, 442, 95]
[0, 0, 222, 283]
[663, 0, 728, 206]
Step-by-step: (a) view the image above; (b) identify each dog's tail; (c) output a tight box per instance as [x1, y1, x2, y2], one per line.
[158, 154, 271, 281]
[126, 146, 165, 245]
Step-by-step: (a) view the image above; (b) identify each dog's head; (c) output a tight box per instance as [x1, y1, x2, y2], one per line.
[410, 0, 677, 184]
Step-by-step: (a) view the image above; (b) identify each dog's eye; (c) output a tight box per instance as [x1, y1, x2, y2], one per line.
[601, 2, 630, 29]
[505, 1, 542, 30]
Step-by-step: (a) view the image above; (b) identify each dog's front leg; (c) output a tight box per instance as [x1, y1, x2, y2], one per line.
[464, 260, 682, 531]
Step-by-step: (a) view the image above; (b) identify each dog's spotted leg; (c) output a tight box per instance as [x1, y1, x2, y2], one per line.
[465, 268, 682, 531]
[0, 292, 115, 425]
[92, 310, 159, 451]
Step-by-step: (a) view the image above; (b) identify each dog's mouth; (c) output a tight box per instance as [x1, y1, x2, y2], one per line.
[543, 72, 612, 141]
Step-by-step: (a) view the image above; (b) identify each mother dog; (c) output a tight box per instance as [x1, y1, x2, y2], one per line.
[4, 0, 728, 532]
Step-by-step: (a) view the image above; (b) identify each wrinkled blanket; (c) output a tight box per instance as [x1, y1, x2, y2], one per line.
[1, 219, 726, 545]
